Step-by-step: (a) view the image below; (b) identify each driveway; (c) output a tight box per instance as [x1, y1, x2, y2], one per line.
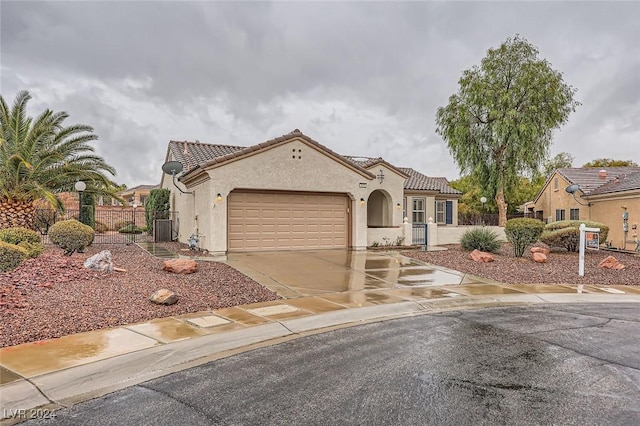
[27, 303, 640, 425]
[225, 249, 488, 298]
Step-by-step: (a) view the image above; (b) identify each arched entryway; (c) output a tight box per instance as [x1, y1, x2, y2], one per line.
[367, 189, 392, 227]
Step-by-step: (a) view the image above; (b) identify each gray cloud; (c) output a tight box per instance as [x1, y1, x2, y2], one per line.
[1, 1, 638, 186]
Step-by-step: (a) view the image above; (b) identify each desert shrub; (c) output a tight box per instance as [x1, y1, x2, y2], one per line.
[118, 224, 144, 234]
[460, 228, 501, 253]
[505, 218, 545, 257]
[17, 241, 44, 258]
[0, 227, 41, 245]
[48, 219, 95, 255]
[114, 220, 134, 230]
[0, 241, 28, 272]
[540, 220, 609, 252]
[94, 220, 109, 233]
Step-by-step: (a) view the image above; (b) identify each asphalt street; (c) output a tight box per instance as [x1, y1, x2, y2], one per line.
[27, 303, 640, 425]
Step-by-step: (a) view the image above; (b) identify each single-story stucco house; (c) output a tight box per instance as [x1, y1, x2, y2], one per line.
[160, 129, 461, 253]
[529, 167, 640, 249]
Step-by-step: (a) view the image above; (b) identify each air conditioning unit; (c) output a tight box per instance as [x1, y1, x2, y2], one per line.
[154, 219, 173, 242]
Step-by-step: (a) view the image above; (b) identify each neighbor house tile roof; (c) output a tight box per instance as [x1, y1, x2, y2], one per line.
[587, 171, 640, 196]
[398, 168, 462, 194]
[556, 167, 640, 194]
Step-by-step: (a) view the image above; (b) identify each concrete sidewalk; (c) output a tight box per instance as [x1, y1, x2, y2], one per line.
[2, 248, 640, 423]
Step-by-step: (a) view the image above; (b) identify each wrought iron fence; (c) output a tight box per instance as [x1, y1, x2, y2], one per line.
[35, 209, 179, 244]
[458, 212, 526, 226]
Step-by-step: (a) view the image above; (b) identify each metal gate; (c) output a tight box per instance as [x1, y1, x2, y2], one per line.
[35, 208, 179, 244]
[412, 223, 427, 247]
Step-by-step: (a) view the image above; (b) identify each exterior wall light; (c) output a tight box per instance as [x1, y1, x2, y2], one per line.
[396, 203, 401, 209]
[360, 198, 365, 206]
[216, 193, 223, 202]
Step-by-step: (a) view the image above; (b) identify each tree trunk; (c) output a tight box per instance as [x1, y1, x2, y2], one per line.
[0, 200, 36, 229]
[495, 191, 508, 227]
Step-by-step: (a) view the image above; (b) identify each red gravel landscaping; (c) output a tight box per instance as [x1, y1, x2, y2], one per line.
[1, 242, 638, 348]
[0, 244, 280, 348]
[404, 243, 640, 286]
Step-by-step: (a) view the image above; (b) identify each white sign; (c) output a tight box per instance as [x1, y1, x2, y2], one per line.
[579, 223, 600, 277]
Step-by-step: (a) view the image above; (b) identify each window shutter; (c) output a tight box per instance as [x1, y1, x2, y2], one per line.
[445, 201, 453, 224]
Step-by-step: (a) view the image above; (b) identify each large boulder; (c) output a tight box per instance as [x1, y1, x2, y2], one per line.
[149, 289, 178, 305]
[162, 258, 197, 274]
[83, 250, 114, 273]
[597, 256, 625, 270]
[530, 247, 550, 255]
[532, 252, 547, 263]
[468, 249, 494, 263]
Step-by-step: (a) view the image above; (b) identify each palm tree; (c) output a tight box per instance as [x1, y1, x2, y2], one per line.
[0, 90, 119, 229]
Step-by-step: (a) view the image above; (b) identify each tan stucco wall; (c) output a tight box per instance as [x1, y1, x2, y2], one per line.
[534, 172, 590, 222]
[172, 138, 410, 253]
[588, 192, 640, 249]
[403, 192, 459, 226]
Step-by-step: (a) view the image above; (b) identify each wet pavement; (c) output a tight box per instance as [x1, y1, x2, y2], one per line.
[2, 247, 640, 423]
[20, 303, 640, 425]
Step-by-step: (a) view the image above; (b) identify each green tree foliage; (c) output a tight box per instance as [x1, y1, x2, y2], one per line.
[145, 188, 171, 233]
[542, 152, 574, 177]
[451, 174, 543, 216]
[436, 35, 579, 226]
[582, 158, 638, 168]
[0, 90, 121, 229]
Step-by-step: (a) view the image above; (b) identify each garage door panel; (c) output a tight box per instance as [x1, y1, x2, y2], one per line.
[228, 191, 349, 251]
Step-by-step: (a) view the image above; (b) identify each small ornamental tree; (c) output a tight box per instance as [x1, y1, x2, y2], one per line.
[505, 218, 545, 257]
[145, 188, 170, 233]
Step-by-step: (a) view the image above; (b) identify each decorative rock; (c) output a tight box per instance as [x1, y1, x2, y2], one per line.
[83, 250, 114, 273]
[149, 289, 178, 305]
[598, 256, 625, 270]
[162, 259, 197, 274]
[532, 252, 547, 263]
[468, 249, 494, 263]
[530, 247, 550, 255]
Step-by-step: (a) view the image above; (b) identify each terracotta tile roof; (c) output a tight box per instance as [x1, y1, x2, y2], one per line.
[342, 156, 385, 169]
[587, 171, 640, 196]
[168, 140, 245, 173]
[398, 168, 462, 194]
[556, 167, 640, 194]
[169, 130, 374, 179]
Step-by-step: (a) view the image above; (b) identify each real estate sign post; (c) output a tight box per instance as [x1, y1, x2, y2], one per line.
[579, 223, 601, 277]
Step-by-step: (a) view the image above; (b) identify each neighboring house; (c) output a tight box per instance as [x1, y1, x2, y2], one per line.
[160, 129, 460, 253]
[116, 184, 159, 207]
[529, 167, 640, 248]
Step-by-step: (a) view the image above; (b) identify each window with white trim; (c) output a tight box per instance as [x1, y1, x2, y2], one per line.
[412, 198, 425, 223]
[436, 200, 446, 224]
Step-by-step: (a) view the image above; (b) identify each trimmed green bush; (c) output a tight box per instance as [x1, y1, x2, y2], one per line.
[48, 219, 95, 255]
[540, 220, 609, 252]
[505, 218, 545, 257]
[460, 227, 501, 253]
[118, 224, 144, 234]
[0, 241, 28, 272]
[17, 241, 44, 258]
[0, 227, 43, 259]
[0, 227, 41, 245]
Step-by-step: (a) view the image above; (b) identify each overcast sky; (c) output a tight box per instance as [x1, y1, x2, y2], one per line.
[1, 1, 638, 187]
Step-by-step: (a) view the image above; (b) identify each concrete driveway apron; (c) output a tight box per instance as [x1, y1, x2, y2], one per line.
[225, 249, 489, 299]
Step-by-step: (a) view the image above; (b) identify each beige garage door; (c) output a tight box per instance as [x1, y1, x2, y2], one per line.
[228, 191, 349, 251]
